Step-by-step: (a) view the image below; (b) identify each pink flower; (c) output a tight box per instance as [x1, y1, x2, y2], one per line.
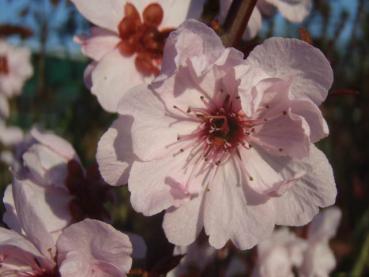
[0, 40, 33, 98]
[71, 0, 206, 112]
[299, 207, 341, 277]
[97, 20, 336, 249]
[0, 121, 24, 147]
[0, 219, 133, 277]
[252, 228, 307, 277]
[3, 128, 111, 245]
[219, 0, 312, 39]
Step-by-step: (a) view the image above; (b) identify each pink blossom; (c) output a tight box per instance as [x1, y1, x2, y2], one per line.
[0, 40, 33, 98]
[71, 0, 206, 112]
[0, 219, 133, 277]
[219, 0, 312, 39]
[252, 228, 307, 277]
[3, 128, 111, 246]
[299, 207, 341, 277]
[0, 121, 24, 147]
[97, 20, 336, 249]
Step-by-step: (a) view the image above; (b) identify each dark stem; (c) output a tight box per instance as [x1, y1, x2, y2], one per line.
[222, 0, 258, 48]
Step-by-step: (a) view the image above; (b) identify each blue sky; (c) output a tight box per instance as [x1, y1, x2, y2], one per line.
[0, 0, 359, 54]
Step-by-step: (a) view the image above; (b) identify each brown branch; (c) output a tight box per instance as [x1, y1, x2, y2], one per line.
[221, 0, 258, 48]
[0, 24, 33, 38]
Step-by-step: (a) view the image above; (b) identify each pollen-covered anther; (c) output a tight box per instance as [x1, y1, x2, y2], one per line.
[117, 3, 174, 76]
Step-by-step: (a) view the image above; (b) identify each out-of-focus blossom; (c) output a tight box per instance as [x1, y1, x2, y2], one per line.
[252, 228, 307, 277]
[0, 120, 24, 166]
[0, 218, 133, 277]
[0, 40, 33, 98]
[0, 121, 23, 147]
[299, 207, 342, 277]
[97, 20, 336, 249]
[2, 128, 111, 244]
[168, 240, 248, 277]
[219, 0, 312, 39]
[168, 241, 216, 277]
[71, 0, 206, 112]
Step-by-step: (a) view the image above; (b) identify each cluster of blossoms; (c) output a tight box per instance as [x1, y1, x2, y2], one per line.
[1, 128, 136, 276]
[0, 0, 340, 276]
[0, 40, 33, 165]
[168, 207, 341, 277]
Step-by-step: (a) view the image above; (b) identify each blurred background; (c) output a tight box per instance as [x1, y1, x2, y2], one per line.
[0, 0, 368, 275]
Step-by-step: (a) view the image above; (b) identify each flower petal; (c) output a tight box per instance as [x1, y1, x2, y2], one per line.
[74, 27, 120, 61]
[307, 206, 342, 242]
[163, 194, 204, 246]
[97, 116, 137, 186]
[0, 227, 53, 272]
[117, 84, 196, 161]
[203, 158, 275, 249]
[244, 38, 333, 105]
[161, 0, 205, 27]
[291, 98, 329, 142]
[12, 177, 72, 256]
[91, 49, 149, 113]
[57, 219, 132, 276]
[266, 0, 312, 22]
[157, 19, 224, 78]
[129, 156, 188, 216]
[271, 145, 337, 226]
[2, 185, 23, 234]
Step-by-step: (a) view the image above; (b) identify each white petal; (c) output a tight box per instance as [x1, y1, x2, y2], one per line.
[271, 145, 337, 226]
[163, 194, 204, 246]
[244, 37, 333, 105]
[97, 116, 137, 186]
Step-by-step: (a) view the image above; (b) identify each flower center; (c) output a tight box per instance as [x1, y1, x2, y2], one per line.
[172, 93, 252, 166]
[117, 3, 174, 76]
[0, 55, 9, 75]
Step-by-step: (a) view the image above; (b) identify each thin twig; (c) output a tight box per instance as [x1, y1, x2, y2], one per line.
[222, 0, 258, 47]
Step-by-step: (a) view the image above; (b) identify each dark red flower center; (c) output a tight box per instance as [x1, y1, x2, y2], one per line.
[0, 55, 9, 75]
[117, 3, 174, 76]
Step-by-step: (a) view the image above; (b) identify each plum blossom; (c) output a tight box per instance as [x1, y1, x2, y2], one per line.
[252, 228, 307, 277]
[167, 241, 216, 277]
[0, 120, 24, 166]
[71, 0, 206, 112]
[97, 20, 336, 249]
[299, 207, 342, 277]
[0, 40, 33, 98]
[0, 218, 133, 277]
[3, 128, 111, 244]
[219, 0, 312, 39]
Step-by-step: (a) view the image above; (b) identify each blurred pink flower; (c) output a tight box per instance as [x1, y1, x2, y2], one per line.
[2, 128, 111, 246]
[0, 219, 133, 277]
[2, 128, 79, 252]
[299, 207, 342, 277]
[0, 40, 33, 98]
[97, 20, 336, 249]
[252, 228, 307, 277]
[219, 0, 312, 39]
[72, 0, 205, 112]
